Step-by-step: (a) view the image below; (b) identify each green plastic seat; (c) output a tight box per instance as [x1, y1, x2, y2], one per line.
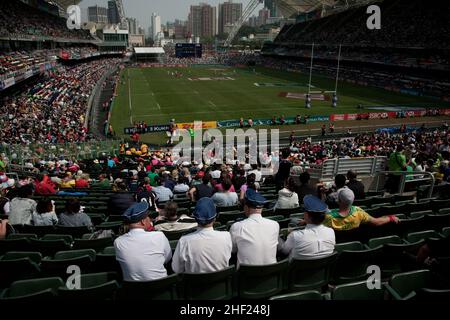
[238, 260, 289, 299]
[118, 274, 180, 300]
[216, 212, 244, 225]
[73, 237, 114, 252]
[217, 205, 240, 213]
[58, 272, 119, 300]
[2, 251, 42, 264]
[7, 234, 38, 241]
[40, 234, 73, 244]
[55, 226, 92, 239]
[425, 213, 450, 230]
[438, 208, 450, 215]
[30, 239, 72, 257]
[409, 210, 432, 219]
[102, 246, 116, 255]
[0, 277, 63, 301]
[406, 230, 441, 244]
[385, 269, 433, 300]
[367, 235, 403, 249]
[442, 227, 450, 238]
[332, 280, 385, 300]
[182, 266, 235, 300]
[41, 249, 96, 278]
[333, 246, 383, 285]
[265, 215, 285, 222]
[269, 290, 323, 300]
[0, 256, 42, 289]
[288, 252, 338, 292]
[163, 228, 196, 241]
[0, 239, 33, 255]
[334, 241, 364, 253]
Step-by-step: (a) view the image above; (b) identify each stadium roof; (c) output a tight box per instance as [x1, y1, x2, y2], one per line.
[274, 0, 375, 18]
[134, 47, 165, 54]
[46, 0, 82, 10]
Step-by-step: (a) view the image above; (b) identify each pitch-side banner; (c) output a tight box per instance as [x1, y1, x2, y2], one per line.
[176, 121, 217, 130]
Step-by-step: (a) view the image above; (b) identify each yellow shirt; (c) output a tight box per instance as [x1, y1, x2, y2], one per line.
[324, 206, 372, 231]
[60, 179, 76, 189]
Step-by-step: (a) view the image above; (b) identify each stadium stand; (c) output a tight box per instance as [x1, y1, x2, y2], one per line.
[0, 0, 450, 302]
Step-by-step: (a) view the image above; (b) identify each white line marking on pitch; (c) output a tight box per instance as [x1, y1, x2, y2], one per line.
[157, 103, 161, 110]
[128, 69, 133, 125]
[208, 101, 216, 108]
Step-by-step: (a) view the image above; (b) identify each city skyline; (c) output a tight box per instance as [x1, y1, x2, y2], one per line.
[79, 0, 260, 31]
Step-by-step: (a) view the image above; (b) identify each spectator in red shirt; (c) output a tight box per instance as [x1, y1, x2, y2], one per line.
[35, 175, 57, 195]
[75, 173, 90, 189]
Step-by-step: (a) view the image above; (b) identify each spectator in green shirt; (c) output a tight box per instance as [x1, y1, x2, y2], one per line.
[147, 167, 159, 187]
[92, 174, 111, 189]
[386, 145, 407, 193]
[0, 157, 5, 172]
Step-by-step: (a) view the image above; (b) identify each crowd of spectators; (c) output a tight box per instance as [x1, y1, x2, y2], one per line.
[236, 55, 450, 101]
[275, 0, 450, 49]
[0, 0, 93, 41]
[1, 58, 121, 145]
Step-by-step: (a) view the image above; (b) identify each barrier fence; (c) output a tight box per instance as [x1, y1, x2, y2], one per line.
[0, 140, 121, 167]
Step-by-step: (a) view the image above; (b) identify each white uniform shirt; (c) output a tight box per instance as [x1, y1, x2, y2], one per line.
[172, 227, 232, 274]
[114, 229, 172, 282]
[230, 214, 279, 267]
[279, 224, 335, 260]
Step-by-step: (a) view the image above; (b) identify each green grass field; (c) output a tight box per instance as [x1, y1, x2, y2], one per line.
[111, 65, 447, 144]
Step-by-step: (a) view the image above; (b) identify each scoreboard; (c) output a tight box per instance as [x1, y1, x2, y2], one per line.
[175, 43, 202, 58]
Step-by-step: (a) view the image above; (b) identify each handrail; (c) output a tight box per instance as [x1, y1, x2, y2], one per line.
[376, 171, 435, 198]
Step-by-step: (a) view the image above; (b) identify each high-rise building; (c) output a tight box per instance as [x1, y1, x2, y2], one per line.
[127, 17, 138, 35]
[264, 0, 279, 18]
[188, 3, 217, 39]
[218, 1, 242, 35]
[88, 5, 108, 24]
[258, 8, 270, 26]
[248, 15, 258, 28]
[107, 1, 120, 24]
[174, 20, 188, 39]
[151, 13, 161, 41]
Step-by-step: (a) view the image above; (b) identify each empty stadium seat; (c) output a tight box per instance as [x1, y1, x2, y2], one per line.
[0, 252, 42, 289]
[269, 290, 323, 300]
[332, 280, 385, 300]
[384, 269, 449, 300]
[406, 230, 442, 244]
[57, 272, 119, 300]
[287, 252, 338, 292]
[118, 274, 180, 300]
[182, 266, 235, 300]
[238, 260, 289, 299]
[40, 249, 96, 279]
[0, 277, 64, 301]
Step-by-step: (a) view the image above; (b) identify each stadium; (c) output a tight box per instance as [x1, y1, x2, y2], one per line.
[0, 0, 450, 305]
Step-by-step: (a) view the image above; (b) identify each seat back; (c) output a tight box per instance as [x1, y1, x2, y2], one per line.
[73, 237, 114, 252]
[119, 274, 180, 300]
[406, 230, 441, 244]
[238, 260, 289, 299]
[269, 290, 323, 300]
[183, 266, 235, 300]
[332, 280, 385, 300]
[333, 247, 383, 285]
[389, 269, 431, 300]
[1, 277, 63, 301]
[58, 272, 119, 300]
[367, 235, 402, 249]
[288, 252, 338, 292]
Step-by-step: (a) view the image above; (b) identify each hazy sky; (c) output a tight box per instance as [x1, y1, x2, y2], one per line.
[79, 0, 257, 31]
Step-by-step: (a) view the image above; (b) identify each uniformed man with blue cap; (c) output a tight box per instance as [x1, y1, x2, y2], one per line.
[278, 195, 335, 260]
[114, 202, 172, 282]
[172, 197, 232, 274]
[230, 189, 280, 267]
